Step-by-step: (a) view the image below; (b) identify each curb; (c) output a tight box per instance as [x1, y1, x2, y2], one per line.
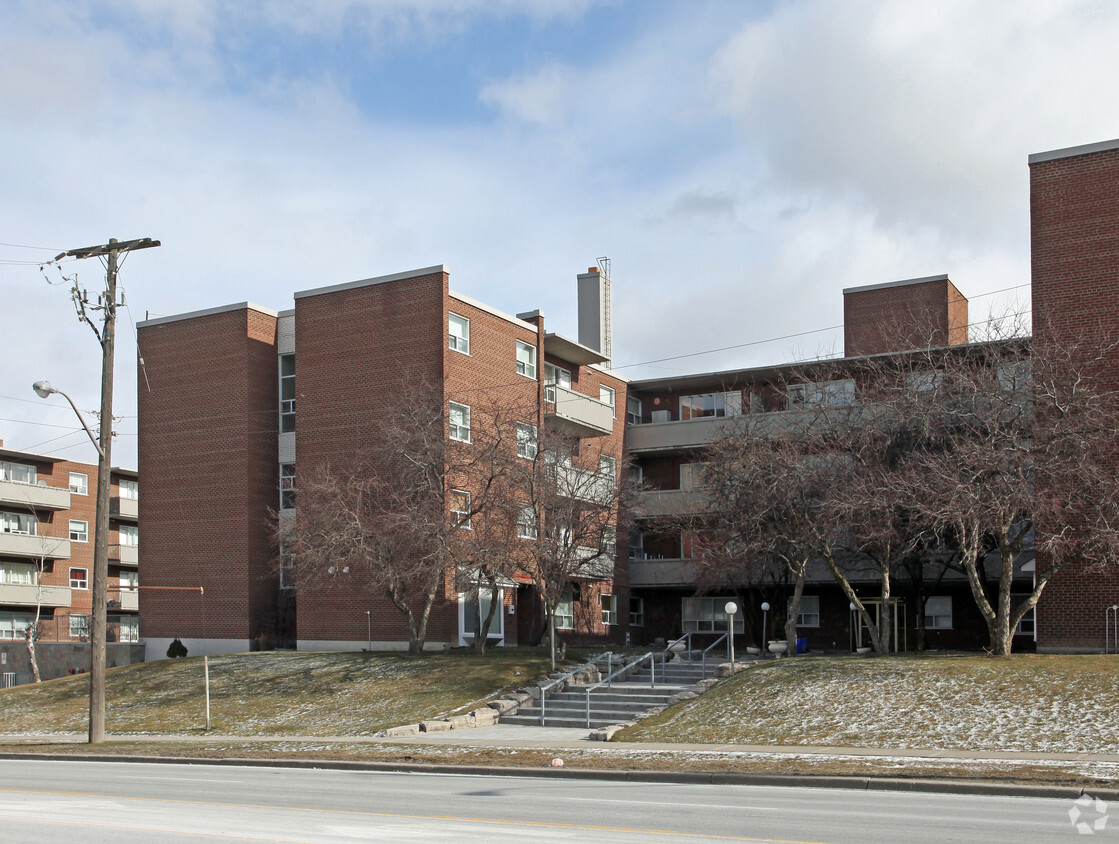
[1, 750, 1115, 801]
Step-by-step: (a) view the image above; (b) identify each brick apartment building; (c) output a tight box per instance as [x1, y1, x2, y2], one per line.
[137, 266, 627, 658]
[0, 445, 140, 681]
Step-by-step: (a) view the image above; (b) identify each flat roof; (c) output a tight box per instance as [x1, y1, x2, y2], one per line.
[0, 446, 64, 464]
[138, 301, 278, 328]
[294, 265, 448, 300]
[544, 332, 607, 366]
[1029, 138, 1119, 165]
[843, 274, 951, 296]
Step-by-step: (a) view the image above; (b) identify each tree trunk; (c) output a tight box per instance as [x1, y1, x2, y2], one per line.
[784, 562, 807, 656]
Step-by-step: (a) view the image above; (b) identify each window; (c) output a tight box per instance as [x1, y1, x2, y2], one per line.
[516, 341, 537, 379]
[924, 596, 953, 629]
[630, 597, 645, 627]
[460, 589, 504, 642]
[69, 614, 90, 638]
[544, 363, 570, 402]
[0, 612, 35, 641]
[628, 529, 644, 560]
[69, 520, 88, 542]
[517, 504, 538, 539]
[120, 570, 139, 591]
[449, 402, 471, 442]
[0, 461, 36, 485]
[600, 385, 616, 415]
[448, 312, 470, 354]
[0, 561, 35, 586]
[118, 615, 140, 643]
[280, 464, 296, 510]
[1014, 595, 1036, 636]
[602, 525, 617, 558]
[450, 489, 472, 529]
[119, 479, 139, 500]
[119, 525, 139, 547]
[70, 568, 89, 589]
[279, 549, 295, 591]
[599, 455, 616, 486]
[279, 354, 296, 433]
[682, 597, 745, 633]
[1, 512, 36, 535]
[792, 595, 820, 627]
[626, 396, 642, 425]
[516, 423, 538, 459]
[601, 594, 617, 626]
[787, 379, 855, 410]
[69, 473, 88, 495]
[651, 409, 671, 423]
[680, 391, 742, 420]
[680, 463, 706, 490]
[556, 588, 574, 629]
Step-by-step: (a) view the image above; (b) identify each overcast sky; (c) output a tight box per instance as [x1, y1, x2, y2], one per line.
[3, 0, 1118, 469]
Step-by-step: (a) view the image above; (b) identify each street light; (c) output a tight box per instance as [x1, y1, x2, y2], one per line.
[33, 379, 109, 743]
[724, 601, 738, 665]
[366, 610, 371, 652]
[761, 601, 770, 655]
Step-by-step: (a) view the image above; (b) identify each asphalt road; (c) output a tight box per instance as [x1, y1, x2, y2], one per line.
[0, 759, 1093, 842]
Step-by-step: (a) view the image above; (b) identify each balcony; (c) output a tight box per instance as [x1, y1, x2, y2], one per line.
[0, 533, 70, 560]
[574, 546, 614, 581]
[545, 385, 614, 438]
[0, 479, 70, 511]
[634, 488, 712, 518]
[109, 544, 139, 566]
[626, 416, 735, 453]
[0, 582, 72, 608]
[551, 464, 615, 504]
[110, 496, 139, 521]
[112, 590, 139, 612]
[629, 557, 700, 588]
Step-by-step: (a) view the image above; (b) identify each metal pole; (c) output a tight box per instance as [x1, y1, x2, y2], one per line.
[204, 655, 211, 730]
[366, 610, 371, 651]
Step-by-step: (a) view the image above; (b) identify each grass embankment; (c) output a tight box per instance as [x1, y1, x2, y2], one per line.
[0, 649, 551, 736]
[618, 653, 1119, 753]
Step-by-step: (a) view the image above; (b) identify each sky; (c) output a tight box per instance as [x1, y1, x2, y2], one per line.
[2, 0, 1118, 469]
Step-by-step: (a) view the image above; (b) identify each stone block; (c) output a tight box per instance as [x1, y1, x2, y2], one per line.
[447, 715, 474, 730]
[471, 708, 498, 726]
[381, 724, 420, 737]
[419, 720, 452, 733]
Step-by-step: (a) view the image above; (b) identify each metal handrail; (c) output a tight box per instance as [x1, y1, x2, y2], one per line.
[538, 652, 613, 726]
[582, 652, 655, 728]
[699, 632, 729, 680]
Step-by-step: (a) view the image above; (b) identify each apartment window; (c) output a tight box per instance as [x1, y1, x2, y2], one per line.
[0, 561, 35, 586]
[600, 385, 616, 415]
[787, 379, 855, 410]
[69, 520, 88, 542]
[0, 612, 35, 641]
[544, 363, 570, 402]
[279, 549, 295, 591]
[449, 402, 471, 442]
[448, 312, 470, 354]
[517, 504, 538, 539]
[626, 396, 642, 425]
[119, 524, 139, 547]
[118, 615, 140, 643]
[450, 489, 472, 529]
[516, 423, 538, 459]
[69, 472, 88, 495]
[599, 455, 616, 486]
[70, 567, 89, 589]
[924, 596, 953, 629]
[792, 595, 820, 627]
[651, 409, 672, 423]
[1, 512, 35, 535]
[119, 479, 139, 500]
[601, 526, 617, 559]
[279, 354, 296, 433]
[280, 464, 296, 510]
[0, 461, 36, 485]
[682, 597, 744, 633]
[680, 391, 742, 420]
[628, 529, 644, 560]
[69, 614, 90, 638]
[516, 341, 537, 379]
[629, 597, 644, 627]
[601, 594, 618, 626]
[556, 587, 574, 629]
[120, 570, 139, 591]
[680, 463, 706, 490]
[1014, 595, 1036, 636]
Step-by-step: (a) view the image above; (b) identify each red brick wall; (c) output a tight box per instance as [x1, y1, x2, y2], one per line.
[137, 306, 279, 643]
[1031, 144, 1119, 650]
[844, 277, 969, 357]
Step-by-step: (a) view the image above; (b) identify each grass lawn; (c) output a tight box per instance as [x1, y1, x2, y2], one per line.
[616, 653, 1119, 753]
[0, 649, 552, 736]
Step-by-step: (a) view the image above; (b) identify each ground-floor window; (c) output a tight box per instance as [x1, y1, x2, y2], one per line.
[0, 612, 34, 640]
[629, 597, 644, 627]
[118, 615, 140, 643]
[682, 597, 744, 633]
[1013, 594, 1036, 636]
[924, 596, 953, 629]
[792, 595, 820, 627]
[459, 588, 504, 645]
[556, 588, 574, 629]
[601, 594, 617, 626]
[69, 614, 90, 638]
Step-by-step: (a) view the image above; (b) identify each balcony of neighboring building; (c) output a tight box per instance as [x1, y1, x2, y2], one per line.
[550, 463, 616, 504]
[0, 532, 70, 560]
[634, 488, 712, 518]
[545, 385, 614, 438]
[110, 589, 139, 612]
[628, 556, 700, 588]
[109, 543, 139, 566]
[0, 479, 70, 512]
[0, 582, 72, 608]
[626, 415, 734, 453]
[110, 496, 139, 521]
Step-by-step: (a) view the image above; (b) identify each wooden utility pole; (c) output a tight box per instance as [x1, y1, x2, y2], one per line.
[55, 236, 159, 744]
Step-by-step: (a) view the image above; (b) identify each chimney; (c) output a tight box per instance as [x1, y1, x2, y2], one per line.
[577, 265, 612, 368]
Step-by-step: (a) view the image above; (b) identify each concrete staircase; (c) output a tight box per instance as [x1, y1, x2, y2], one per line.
[500, 658, 715, 729]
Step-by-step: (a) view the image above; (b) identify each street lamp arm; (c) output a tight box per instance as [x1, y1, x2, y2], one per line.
[32, 380, 105, 459]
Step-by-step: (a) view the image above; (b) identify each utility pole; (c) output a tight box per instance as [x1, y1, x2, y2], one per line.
[55, 236, 159, 744]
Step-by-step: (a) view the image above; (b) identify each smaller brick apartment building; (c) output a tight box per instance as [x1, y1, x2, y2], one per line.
[0, 445, 140, 681]
[137, 266, 628, 658]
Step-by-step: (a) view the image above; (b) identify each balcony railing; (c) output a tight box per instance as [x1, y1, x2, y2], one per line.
[550, 464, 615, 504]
[0, 582, 72, 608]
[634, 488, 712, 518]
[110, 496, 139, 521]
[545, 385, 614, 438]
[629, 557, 700, 588]
[0, 479, 70, 511]
[0, 533, 70, 560]
[110, 590, 139, 612]
[109, 544, 139, 566]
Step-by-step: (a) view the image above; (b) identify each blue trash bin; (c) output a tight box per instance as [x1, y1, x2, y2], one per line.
[796, 637, 807, 654]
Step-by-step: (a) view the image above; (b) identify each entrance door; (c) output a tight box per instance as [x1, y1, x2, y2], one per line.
[852, 599, 907, 652]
